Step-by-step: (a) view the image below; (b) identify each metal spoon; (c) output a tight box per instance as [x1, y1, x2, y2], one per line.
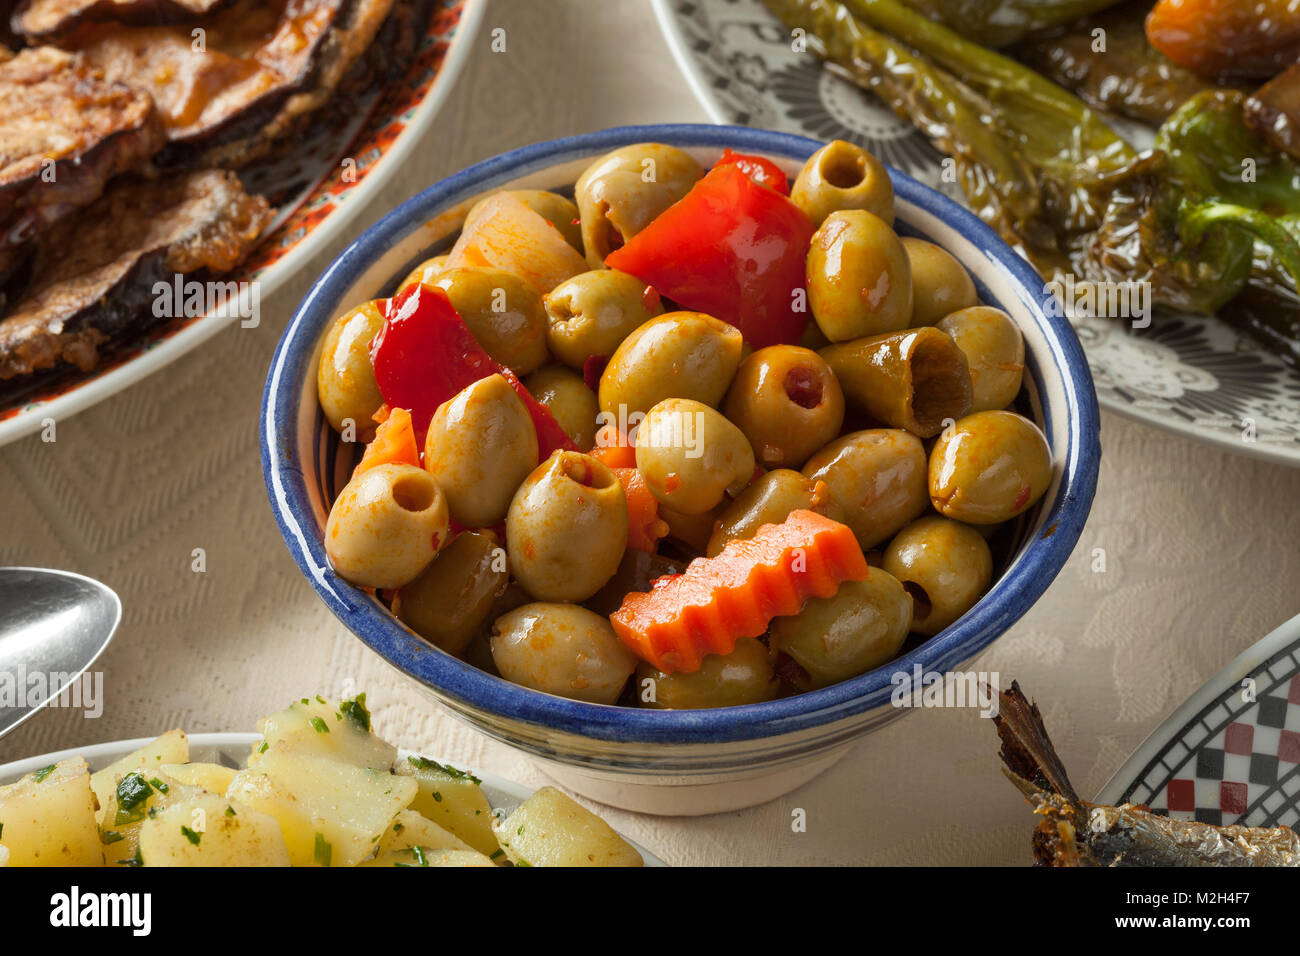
[0, 568, 120, 740]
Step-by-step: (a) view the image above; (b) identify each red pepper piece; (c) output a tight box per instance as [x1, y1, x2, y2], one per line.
[713, 148, 790, 195]
[605, 163, 814, 349]
[371, 284, 576, 457]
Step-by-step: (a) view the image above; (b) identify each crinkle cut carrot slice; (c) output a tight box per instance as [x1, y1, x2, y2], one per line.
[610, 509, 869, 673]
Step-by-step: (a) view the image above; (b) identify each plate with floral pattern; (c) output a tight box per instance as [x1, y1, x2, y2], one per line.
[1098, 613, 1300, 829]
[0, 0, 485, 447]
[652, 0, 1300, 465]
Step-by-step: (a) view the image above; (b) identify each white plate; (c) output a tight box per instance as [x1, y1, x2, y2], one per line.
[652, 0, 1300, 466]
[0, 0, 486, 448]
[0, 732, 666, 866]
[1097, 613, 1300, 828]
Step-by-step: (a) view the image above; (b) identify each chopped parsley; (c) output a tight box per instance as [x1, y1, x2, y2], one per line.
[406, 755, 481, 786]
[309, 716, 330, 734]
[114, 773, 154, 826]
[149, 778, 169, 794]
[432, 792, 442, 803]
[102, 829, 124, 844]
[118, 847, 143, 867]
[315, 695, 327, 705]
[338, 693, 371, 733]
[32, 764, 56, 783]
[258, 742, 268, 754]
[225, 806, 236, 817]
[395, 846, 430, 868]
[489, 849, 505, 860]
[181, 826, 201, 846]
[314, 832, 332, 868]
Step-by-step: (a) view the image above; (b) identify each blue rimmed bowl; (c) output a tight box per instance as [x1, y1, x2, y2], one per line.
[261, 125, 1101, 815]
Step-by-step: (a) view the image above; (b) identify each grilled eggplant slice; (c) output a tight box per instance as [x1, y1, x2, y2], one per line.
[0, 46, 164, 252]
[11, 0, 234, 40]
[61, 0, 408, 168]
[0, 169, 272, 385]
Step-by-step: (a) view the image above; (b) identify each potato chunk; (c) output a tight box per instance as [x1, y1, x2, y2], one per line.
[396, 755, 500, 858]
[252, 695, 396, 770]
[99, 769, 203, 865]
[0, 756, 102, 866]
[493, 787, 642, 867]
[89, 729, 188, 821]
[138, 793, 290, 866]
[227, 748, 416, 867]
[158, 762, 236, 795]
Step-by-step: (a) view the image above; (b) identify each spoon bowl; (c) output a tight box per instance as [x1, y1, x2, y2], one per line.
[0, 567, 121, 740]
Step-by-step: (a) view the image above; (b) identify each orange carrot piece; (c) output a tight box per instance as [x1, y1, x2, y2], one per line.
[592, 422, 637, 469]
[613, 467, 669, 553]
[610, 509, 869, 673]
[354, 406, 419, 477]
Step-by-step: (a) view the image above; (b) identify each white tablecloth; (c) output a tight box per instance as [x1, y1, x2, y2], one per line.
[3, 0, 1299, 866]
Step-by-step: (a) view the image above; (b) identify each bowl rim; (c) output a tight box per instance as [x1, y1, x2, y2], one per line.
[261, 123, 1101, 745]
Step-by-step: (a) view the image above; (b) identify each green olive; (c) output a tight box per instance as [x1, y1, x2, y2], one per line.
[598, 311, 744, 421]
[636, 637, 779, 709]
[506, 451, 628, 601]
[658, 503, 723, 556]
[902, 237, 979, 327]
[882, 516, 992, 636]
[431, 267, 549, 376]
[586, 549, 686, 616]
[935, 306, 1025, 412]
[636, 399, 755, 516]
[706, 469, 842, 557]
[524, 365, 599, 451]
[770, 572, 912, 690]
[543, 269, 664, 369]
[929, 411, 1052, 524]
[467, 189, 582, 252]
[802, 429, 929, 549]
[574, 143, 703, 268]
[490, 603, 636, 704]
[424, 374, 539, 527]
[325, 464, 450, 589]
[396, 530, 508, 656]
[807, 210, 913, 341]
[791, 139, 894, 228]
[723, 345, 845, 469]
[397, 255, 449, 295]
[317, 301, 385, 441]
[819, 327, 973, 437]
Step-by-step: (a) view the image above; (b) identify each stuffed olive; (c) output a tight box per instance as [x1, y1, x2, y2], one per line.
[506, 451, 628, 601]
[598, 311, 744, 421]
[935, 307, 1025, 413]
[636, 638, 779, 709]
[770, 572, 913, 690]
[317, 301, 386, 441]
[723, 345, 845, 469]
[791, 139, 894, 228]
[574, 143, 703, 268]
[929, 411, 1052, 524]
[882, 516, 992, 636]
[524, 365, 600, 450]
[707, 469, 839, 557]
[636, 399, 755, 516]
[396, 530, 508, 656]
[807, 210, 913, 341]
[429, 267, 549, 376]
[544, 268, 664, 370]
[490, 603, 636, 704]
[802, 429, 929, 549]
[903, 237, 979, 328]
[424, 374, 539, 528]
[325, 464, 450, 589]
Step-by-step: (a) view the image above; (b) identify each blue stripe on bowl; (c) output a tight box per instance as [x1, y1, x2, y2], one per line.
[261, 124, 1100, 747]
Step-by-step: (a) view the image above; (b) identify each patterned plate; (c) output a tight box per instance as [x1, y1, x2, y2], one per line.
[0, 0, 485, 447]
[1098, 613, 1300, 828]
[652, 0, 1300, 465]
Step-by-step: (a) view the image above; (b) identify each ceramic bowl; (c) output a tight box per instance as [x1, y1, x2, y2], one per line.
[262, 125, 1101, 815]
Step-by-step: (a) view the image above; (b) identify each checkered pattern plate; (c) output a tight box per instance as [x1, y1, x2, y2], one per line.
[1098, 613, 1300, 828]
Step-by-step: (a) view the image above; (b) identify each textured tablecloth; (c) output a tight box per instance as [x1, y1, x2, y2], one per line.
[3, 0, 1299, 867]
